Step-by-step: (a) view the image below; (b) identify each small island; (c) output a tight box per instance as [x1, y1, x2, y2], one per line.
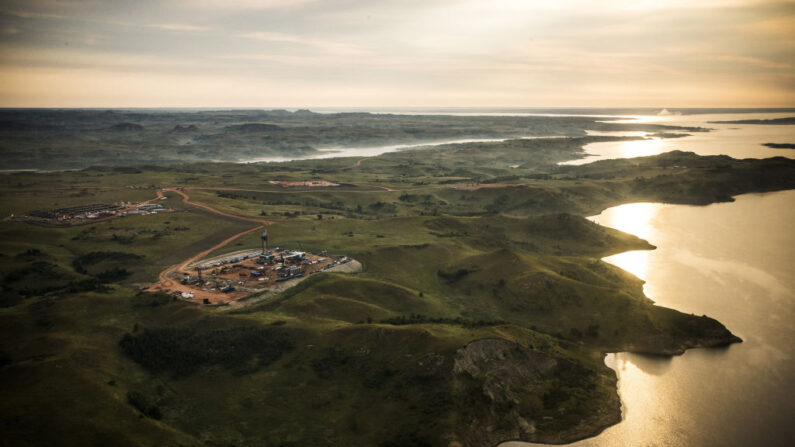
[710, 117, 795, 125]
[763, 142, 795, 149]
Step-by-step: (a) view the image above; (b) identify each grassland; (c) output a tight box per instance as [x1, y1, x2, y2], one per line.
[0, 109, 707, 170]
[1, 113, 794, 446]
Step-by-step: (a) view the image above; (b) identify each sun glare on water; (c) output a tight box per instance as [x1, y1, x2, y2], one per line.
[613, 137, 670, 159]
[588, 203, 662, 289]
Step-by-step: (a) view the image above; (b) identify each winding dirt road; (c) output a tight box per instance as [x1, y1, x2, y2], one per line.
[147, 188, 274, 303]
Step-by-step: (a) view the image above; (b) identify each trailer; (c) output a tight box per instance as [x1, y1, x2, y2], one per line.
[276, 273, 303, 282]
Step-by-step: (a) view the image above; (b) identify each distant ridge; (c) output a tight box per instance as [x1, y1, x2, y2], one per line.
[0, 120, 61, 131]
[710, 117, 795, 125]
[172, 124, 198, 133]
[224, 123, 283, 133]
[107, 122, 144, 131]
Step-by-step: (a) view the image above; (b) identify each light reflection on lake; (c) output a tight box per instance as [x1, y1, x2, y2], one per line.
[565, 113, 795, 165]
[588, 202, 661, 285]
[503, 191, 795, 447]
[562, 136, 670, 166]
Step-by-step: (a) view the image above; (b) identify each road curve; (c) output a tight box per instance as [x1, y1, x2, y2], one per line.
[148, 187, 274, 303]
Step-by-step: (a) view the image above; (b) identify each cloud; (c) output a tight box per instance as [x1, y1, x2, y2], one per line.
[0, 47, 208, 73]
[0, 0, 793, 107]
[244, 31, 370, 56]
[710, 55, 791, 69]
[2, 10, 65, 20]
[148, 23, 213, 32]
[740, 14, 795, 38]
[177, 0, 317, 10]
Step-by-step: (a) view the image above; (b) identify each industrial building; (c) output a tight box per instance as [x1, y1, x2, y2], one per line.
[172, 243, 349, 303]
[123, 203, 168, 216]
[21, 200, 169, 225]
[29, 203, 122, 220]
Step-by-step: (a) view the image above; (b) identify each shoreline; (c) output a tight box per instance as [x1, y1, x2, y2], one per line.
[496, 193, 752, 447]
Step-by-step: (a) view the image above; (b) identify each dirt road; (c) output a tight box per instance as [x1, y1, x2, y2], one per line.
[147, 188, 274, 303]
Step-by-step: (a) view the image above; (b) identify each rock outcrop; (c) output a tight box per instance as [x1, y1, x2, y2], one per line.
[450, 338, 621, 447]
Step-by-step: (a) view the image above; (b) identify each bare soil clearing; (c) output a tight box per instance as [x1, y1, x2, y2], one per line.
[146, 187, 358, 305]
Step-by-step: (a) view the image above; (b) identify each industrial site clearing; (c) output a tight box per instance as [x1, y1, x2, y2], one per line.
[7, 200, 169, 225]
[149, 245, 360, 305]
[129, 186, 363, 305]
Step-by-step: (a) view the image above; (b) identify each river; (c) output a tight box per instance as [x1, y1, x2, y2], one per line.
[504, 190, 795, 447]
[243, 135, 568, 163]
[242, 110, 795, 164]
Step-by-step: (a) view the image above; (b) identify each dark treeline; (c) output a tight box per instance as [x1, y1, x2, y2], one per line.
[119, 326, 293, 376]
[379, 313, 505, 328]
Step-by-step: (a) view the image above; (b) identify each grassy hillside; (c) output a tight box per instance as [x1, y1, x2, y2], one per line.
[1, 129, 792, 446]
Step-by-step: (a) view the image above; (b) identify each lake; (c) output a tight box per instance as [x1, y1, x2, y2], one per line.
[563, 112, 795, 165]
[504, 190, 795, 447]
[242, 109, 795, 445]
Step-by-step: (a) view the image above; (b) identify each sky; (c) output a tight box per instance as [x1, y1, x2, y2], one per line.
[0, 0, 793, 108]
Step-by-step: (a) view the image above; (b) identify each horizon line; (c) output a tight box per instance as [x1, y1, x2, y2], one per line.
[1, 106, 794, 111]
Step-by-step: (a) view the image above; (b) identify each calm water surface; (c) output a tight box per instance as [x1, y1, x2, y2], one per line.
[564, 112, 795, 165]
[506, 190, 795, 447]
[244, 135, 567, 163]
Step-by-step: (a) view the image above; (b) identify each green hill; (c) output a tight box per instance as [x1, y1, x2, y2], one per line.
[2, 140, 790, 446]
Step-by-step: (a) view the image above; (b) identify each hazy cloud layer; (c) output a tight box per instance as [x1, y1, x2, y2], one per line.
[0, 0, 793, 107]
